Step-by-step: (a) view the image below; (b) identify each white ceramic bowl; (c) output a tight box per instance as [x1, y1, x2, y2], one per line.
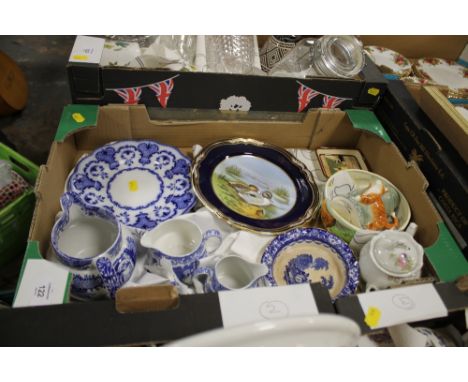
[321, 169, 411, 244]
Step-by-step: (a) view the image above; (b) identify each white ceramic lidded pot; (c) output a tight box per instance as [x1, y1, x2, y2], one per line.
[51, 192, 138, 299]
[359, 224, 424, 291]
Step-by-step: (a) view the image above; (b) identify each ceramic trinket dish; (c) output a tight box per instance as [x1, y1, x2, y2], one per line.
[261, 228, 359, 300]
[320, 169, 411, 246]
[359, 223, 424, 291]
[66, 140, 196, 231]
[191, 138, 320, 234]
[364, 46, 412, 77]
[51, 192, 137, 299]
[414, 58, 468, 98]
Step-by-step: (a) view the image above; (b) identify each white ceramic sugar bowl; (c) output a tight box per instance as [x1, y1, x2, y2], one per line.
[359, 224, 424, 291]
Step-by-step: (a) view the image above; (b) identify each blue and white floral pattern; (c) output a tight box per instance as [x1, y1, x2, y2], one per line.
[261, 228, 359, 300]
[95, 236, 137, 298]
[283, 254, 334, 288]
[66, 140, 196, 230]
[71, 273, 105, 300]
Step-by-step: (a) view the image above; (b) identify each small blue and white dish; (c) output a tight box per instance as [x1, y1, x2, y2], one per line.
[66, 140, 196, 230]
[261, 227, 359, 300]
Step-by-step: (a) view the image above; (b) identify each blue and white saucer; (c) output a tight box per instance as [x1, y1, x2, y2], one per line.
[261, 228, 359, 300]
[66, 140, 196, 230]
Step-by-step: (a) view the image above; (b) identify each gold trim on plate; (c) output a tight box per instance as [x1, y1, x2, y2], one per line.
[413, 58, 468, 99]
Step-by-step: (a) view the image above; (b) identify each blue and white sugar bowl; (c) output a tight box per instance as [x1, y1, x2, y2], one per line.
[51, 192, 138, 299]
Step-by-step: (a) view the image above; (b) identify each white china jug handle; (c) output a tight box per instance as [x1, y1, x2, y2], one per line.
[203, 229, 222, 254]
[95, 257, 120, 299]
[405, 223, 418, 237]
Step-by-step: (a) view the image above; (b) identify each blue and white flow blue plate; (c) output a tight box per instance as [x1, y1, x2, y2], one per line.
[66, 140, 196, 230]
[261, 228, 359, 300]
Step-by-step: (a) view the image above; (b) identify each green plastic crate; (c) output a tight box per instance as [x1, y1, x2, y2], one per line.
[0, 143, 38, 267]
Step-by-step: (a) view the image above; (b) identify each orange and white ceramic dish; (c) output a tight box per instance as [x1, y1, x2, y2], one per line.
[364, 46, 412, 77]
[414, 58, 468, 98]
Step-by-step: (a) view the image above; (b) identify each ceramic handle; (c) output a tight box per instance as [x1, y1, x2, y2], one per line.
[95, 257, 121, 299]
[59, 192, 75, 211]
[192, 266, 215, 293]
[203, 229, 222, 254]
[405, 223, 418, 237]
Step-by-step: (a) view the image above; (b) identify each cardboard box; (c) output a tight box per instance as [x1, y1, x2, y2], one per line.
[359, 36, 468, 255]
[67, 36, 388, 111]
[375, 80, 468, 255]
[419, 86, 468, 164]
[1, 105, 466, 345]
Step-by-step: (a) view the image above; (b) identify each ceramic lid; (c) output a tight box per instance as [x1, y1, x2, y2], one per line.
[372, 232, 423, 276]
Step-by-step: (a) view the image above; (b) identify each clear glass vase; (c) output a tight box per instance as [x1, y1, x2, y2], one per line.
[205, 35, 256, 74]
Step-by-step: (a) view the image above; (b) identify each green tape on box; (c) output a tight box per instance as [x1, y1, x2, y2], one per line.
[425, 222, 468, 282]
[55, 104, 99, 142]
[13, 241, 43, 305]
[346, 109, 391, 143]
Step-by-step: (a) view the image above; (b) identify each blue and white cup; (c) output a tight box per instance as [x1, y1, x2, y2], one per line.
[193, 255, 268, 293]
[141, 218, 222, 283]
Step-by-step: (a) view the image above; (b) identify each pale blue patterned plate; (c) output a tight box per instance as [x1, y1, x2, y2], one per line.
[261, 228, 359, 300]
[66, 140, 196, 230]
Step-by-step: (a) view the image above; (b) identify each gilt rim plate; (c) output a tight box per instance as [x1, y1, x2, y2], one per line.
[364, 45, 412, 77]
[414, 57, 468, 97]
[66, 140, 196, 230]
[191, 139, 320, 234]
[261, 228, 359, 300]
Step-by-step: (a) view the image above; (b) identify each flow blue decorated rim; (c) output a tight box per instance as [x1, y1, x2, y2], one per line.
[66, 140, 196, 230]
[261, 227, 359, 300]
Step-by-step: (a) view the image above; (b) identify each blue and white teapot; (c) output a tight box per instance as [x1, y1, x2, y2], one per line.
[51, 192, 137, 299]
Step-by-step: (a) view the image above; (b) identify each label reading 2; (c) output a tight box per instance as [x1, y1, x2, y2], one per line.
[218, 284, 319, 328]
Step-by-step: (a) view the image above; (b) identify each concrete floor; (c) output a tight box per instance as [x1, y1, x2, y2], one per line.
[0, 36, 75, 297]
[0, 36, 76, 164]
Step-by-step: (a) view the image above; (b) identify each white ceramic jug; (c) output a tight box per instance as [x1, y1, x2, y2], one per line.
[192, 255, 268, 293]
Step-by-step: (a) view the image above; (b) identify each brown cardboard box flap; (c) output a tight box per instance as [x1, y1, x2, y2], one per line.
[116, 285, 179, 313]
[420, 86, 468, 164]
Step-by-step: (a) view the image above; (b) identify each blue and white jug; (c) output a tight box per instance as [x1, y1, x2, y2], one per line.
[51, 192, 137, 299]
